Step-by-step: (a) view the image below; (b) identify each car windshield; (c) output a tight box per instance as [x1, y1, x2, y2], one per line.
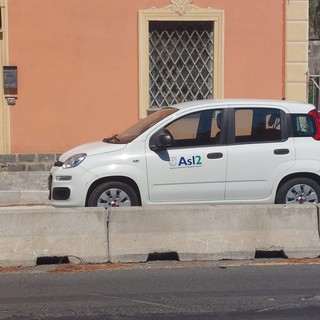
[103, 108, 178, 144]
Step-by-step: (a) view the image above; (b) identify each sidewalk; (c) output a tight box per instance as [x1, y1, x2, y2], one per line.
[0, 171, 49, 205]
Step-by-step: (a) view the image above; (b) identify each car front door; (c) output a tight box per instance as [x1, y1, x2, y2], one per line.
[225, 106, 295, 201]
[146, 109, 228, 204]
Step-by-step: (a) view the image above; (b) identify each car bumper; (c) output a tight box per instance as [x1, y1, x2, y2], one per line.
[49, 166, 94, 207]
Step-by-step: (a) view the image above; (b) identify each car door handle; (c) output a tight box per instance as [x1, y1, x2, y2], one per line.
[274, 148, 289, 155]
[207, 152, 223, 159]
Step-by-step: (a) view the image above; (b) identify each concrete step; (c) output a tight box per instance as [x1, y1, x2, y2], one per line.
[0, 171, 49, 205]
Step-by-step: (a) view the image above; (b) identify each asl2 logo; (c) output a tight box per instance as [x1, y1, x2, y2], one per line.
[169, 155, 202, 168]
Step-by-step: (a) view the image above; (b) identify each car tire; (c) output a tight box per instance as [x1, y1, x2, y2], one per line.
[88, 181, 139, 209]
[275, 178, 320, 204]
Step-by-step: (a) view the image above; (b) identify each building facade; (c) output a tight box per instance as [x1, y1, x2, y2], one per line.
[0, 0, 309, 154]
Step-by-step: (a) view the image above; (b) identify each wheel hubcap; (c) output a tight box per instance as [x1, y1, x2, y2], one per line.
[97, 188, 131, 209]
[286, 184, 318, 204]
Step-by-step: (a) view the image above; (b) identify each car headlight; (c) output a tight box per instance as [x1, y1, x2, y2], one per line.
[62, 153, 87, 169]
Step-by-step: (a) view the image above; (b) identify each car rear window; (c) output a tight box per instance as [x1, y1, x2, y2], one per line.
[234, 108, 282, 143]
[291, 114, 317, 137]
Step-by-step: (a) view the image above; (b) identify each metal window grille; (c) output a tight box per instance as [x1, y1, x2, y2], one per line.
[149, 21, 214, 108]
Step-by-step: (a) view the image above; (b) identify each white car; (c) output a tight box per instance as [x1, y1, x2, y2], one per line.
[49, 99, 320, 208]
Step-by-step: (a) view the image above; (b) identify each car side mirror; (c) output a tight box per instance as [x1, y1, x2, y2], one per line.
[150, 132, 172, 151]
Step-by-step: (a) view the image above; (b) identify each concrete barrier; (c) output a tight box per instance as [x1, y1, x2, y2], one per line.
[1, 204, 319, 267]
[108, 204, 320, 262]
[0, 206, 107, 266]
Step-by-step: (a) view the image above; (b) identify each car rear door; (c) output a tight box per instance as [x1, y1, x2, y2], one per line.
[225, 105, 295, 202]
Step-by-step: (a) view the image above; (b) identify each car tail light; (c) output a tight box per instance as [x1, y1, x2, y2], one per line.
[309, 109, 320, 140]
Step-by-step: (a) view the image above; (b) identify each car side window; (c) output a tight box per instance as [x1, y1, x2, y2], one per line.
[165, 109, 223, 147]
[291, 114, 316, 137]
[234, 108, 282, 143]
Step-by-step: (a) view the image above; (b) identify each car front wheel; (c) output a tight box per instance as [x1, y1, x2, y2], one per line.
[275, 178, 320, 204]
[88, 182, 139, 209]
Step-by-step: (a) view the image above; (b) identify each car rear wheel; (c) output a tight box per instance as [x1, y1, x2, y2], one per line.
[275, 178, 320, 204]
[88, 182, 139, 209]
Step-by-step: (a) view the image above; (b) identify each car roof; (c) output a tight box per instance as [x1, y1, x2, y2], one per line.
[171, 99, 315, 114]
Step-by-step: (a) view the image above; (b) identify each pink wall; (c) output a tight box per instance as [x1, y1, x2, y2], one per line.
[8, 0, 285, 153]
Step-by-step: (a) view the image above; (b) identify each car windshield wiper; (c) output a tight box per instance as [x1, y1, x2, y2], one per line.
[103, 134, 120, 143]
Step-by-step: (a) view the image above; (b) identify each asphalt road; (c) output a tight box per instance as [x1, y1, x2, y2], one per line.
[0, 260, 320, 320]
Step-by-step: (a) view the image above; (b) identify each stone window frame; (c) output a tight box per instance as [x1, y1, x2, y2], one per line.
[0, 0, 9, 153]
[138, 2, 224, 118]
[285, 0, 309, 102]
